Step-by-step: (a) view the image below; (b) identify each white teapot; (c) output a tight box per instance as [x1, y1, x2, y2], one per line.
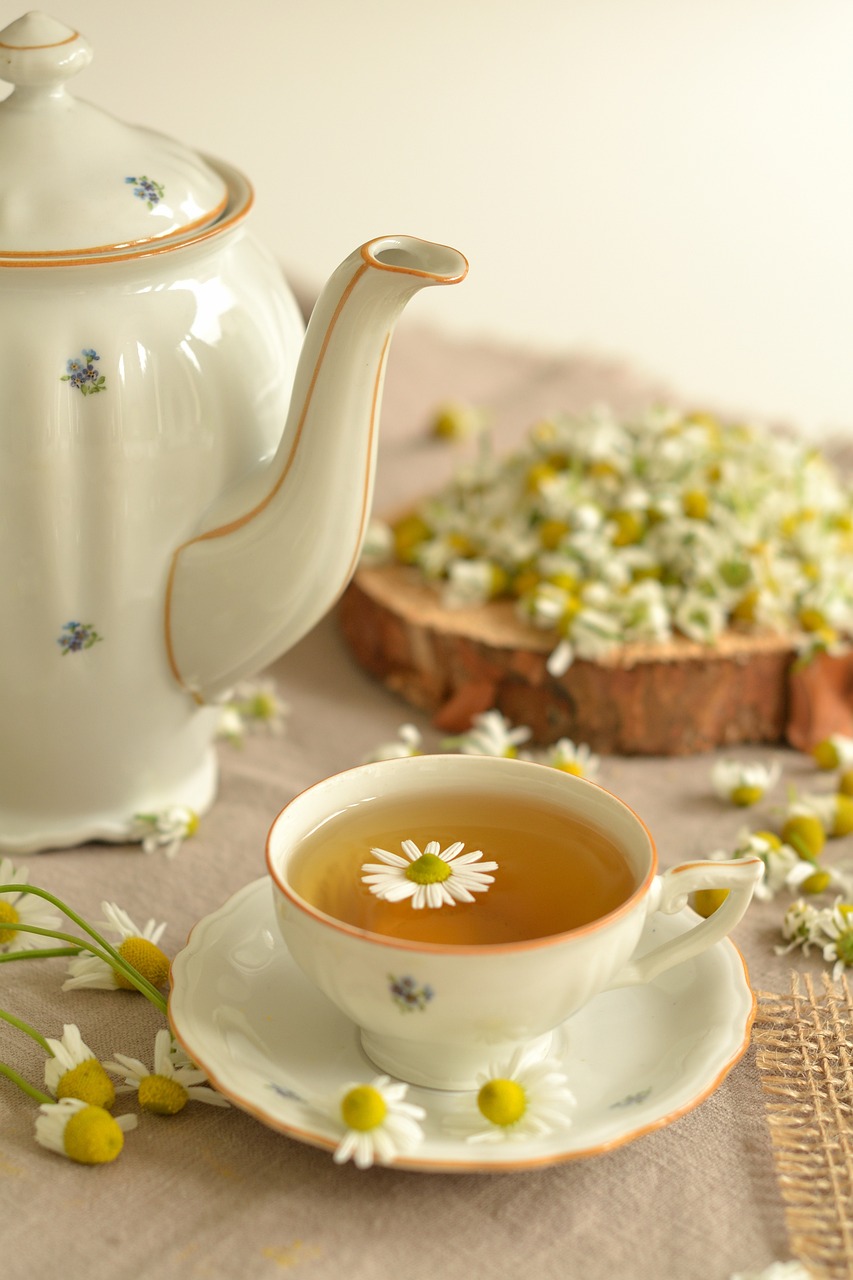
[0, 11, 467, 852]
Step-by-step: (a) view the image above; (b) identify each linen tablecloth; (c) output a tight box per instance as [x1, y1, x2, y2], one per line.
[1, 314, 845, 1280]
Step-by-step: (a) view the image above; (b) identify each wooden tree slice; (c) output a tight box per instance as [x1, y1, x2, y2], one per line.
[339, 563, 813, 756]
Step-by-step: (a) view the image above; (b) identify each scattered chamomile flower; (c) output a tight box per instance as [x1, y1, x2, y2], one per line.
[780, 808, 826, 860]
[430, 401, 487, 441]
[362, 722, 423, 763]
[443, 1045, 576, 1144]
[216, 703, 246, 745]
[103, 1028, 229, 1115]
[362, 839, 498, 910]
[0, 857, 63, 953]
[442, 709, 532, 758]
[132, 806, 199, 859]
[230, 678, 288, 735]
[775, 899, 824, 957]
[63, 902, 170, 993]
[797, 791, 853, 838]
[319, 1074, 426, 1169]
[44, 1024, 115, 1110]
[839, 768, 853, 798]
[522, 737, 601, 779]
[711, 833, 812, 902]
[711, 759, 781, 807]
[818, 898, 853, 980]
[812, 733, 853, 771]
[35, 1096, 137, 1165]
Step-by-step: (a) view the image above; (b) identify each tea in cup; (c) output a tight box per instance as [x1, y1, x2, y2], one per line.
[266, 754, 762, 1090]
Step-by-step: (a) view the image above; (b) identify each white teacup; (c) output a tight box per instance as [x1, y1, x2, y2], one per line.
[266, 755, 762, 1091]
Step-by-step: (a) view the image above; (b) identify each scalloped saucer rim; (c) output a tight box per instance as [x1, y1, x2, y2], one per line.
[168, 877, 755, 1173]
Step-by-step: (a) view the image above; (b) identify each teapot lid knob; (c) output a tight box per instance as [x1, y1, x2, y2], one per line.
[0, 11, 92, 89]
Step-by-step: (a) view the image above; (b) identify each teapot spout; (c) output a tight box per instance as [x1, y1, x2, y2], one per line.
[164, 235, 468, 703]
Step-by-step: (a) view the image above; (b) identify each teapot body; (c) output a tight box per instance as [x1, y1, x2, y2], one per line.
[0, 209, 305, 851]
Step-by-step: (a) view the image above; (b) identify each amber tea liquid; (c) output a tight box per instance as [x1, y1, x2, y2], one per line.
[288, 789, 637, 946]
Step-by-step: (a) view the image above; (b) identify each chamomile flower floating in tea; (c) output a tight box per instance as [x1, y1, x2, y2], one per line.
[362, 839, 498, 910]
[441, 709, 531, 758]
[0, 857, 62, 953]
[711, 759, 781, 807]
[44, 1024, 115, 1110]
[35, 1097, 136, 1165]
[319, 1074, 426, 1169]
[63, 902, 169, 993]
[443, 1046, 576, 1144]
[103, 1029, 229, 1115]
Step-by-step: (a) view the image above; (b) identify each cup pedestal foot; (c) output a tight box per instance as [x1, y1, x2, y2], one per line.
[359, 1028, 556, 1092]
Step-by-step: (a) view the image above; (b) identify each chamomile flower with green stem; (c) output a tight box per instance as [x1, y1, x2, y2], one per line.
[103, 1028, 229, 1114]
[443, 1045, 576, 1144]
[0, 857, 62, 954]
[317, 1074, 426, 1169]
[0, 884, 167, 1011]
[62, 901, 169, 1006]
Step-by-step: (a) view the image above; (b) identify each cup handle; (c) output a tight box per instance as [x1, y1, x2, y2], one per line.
[605, 856, 764, 989]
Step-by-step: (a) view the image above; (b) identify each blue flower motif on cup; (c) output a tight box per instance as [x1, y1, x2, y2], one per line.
[388, 974, 434, 1013]
[57, 621, 103, 655]
[125, 174, 165, 209]
[61, 349, 106, 396]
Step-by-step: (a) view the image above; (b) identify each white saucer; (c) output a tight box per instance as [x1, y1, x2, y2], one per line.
[168, 877, 755, 1173]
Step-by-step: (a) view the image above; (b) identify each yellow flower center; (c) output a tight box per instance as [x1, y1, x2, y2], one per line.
[800, 869, 831, 895]
[692, 888, 730, 918]
[780, 814, 826, 860]
[730, 784, 764, 807]
[340, 1085, 387, 1132]
[56, 1059, 116, 1110]
[115, 937, 171, 990]
[682, 489, 709, 520]
[611, 510, 645, 547]
[406, 853, 451, 886]
[478, 1078, 527, 1127]
[0, 899, 20, 944]
[556, 761, 584, 776]
[813, 739, 841, 771]
[62, 1105, 126, 1164]
[138, 1073, 189, 1115]
[538, 519, 569, 551]
[833, 796, 853, 837]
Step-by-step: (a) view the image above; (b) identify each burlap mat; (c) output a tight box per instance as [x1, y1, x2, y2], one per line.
[755, 977, 853, 1279]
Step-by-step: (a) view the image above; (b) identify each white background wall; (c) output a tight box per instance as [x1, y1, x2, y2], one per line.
[3, 1, 852, 436]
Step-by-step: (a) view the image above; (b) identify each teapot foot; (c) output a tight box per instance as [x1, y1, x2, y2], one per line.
[0, 748, 218, 855]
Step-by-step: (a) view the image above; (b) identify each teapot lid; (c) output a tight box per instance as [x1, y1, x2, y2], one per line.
[0, 11, 230, 256]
